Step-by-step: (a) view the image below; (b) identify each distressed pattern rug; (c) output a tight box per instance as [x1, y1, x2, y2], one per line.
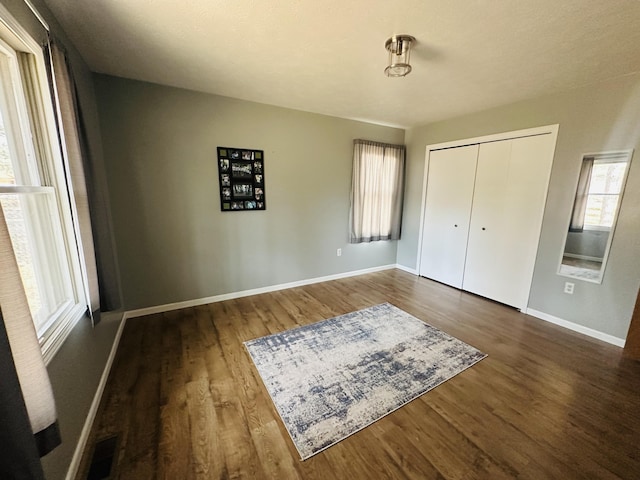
[244, 302, 487, 459]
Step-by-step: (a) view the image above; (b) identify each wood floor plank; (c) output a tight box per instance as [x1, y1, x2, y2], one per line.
[367, 417, 444, 480]
[77, 270, 640, 479]
[207, 301, 267, 479]
[157, 311, 194, 479]
[116, 314, 163, 479]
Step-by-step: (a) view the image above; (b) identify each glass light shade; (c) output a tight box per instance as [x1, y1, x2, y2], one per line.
[385, 35, 415, 77]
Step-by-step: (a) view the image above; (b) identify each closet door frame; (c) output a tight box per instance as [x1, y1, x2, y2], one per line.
[416, 124, 559, 305]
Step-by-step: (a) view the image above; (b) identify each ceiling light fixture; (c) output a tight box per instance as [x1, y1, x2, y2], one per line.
[384, 35, 416, 77]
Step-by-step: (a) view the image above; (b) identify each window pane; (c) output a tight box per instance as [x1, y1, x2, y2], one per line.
[0, 108, 16, 185]
[584, 194, 619, 228]
[1, 191, 74, 335]
[1, 193, 40, 314]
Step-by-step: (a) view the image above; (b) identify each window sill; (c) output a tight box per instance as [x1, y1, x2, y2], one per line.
[41, 303, 87, 365]
[583, 226, 612, 232]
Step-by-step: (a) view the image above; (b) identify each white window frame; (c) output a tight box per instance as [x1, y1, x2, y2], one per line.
[582, 157, 627, 231]
[0, 6, 88, 364]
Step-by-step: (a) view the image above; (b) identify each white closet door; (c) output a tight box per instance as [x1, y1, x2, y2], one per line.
[463, 134, 555, 309]
[419, 145, 478, 288]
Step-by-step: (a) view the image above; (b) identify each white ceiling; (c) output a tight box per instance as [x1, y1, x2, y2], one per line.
[42, 0, 640, 128]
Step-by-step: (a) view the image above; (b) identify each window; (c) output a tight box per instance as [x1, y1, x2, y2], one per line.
[569, 152, 631, 233]
[583, 160, 627, 229]
[560, 150, 632, 283]
[349, 140, 405, 243]
[0, 27, 86, 362]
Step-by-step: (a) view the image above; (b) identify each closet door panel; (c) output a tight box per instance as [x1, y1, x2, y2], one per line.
[419, 145, 478, 288]
[463, 140, 512, 302]
[500, 134, 555, 305]
[463, 134, 554, 309]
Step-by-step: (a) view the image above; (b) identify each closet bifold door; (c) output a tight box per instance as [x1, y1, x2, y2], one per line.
[462, 134, 555, 309]
[419, 144, 479, 288]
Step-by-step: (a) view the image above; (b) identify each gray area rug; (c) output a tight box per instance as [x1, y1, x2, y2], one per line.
[244, 302, 487, 459]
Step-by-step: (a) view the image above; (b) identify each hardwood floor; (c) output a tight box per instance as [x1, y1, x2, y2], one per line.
[76, 270, 640, 479]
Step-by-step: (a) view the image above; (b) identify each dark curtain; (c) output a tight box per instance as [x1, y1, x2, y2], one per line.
[0, 308, 46, 480]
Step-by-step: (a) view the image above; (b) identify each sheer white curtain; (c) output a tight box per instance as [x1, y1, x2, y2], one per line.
[349, 140, 405, 243]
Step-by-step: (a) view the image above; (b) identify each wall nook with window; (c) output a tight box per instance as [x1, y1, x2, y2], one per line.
[349, 139, 405, 243]
[558, 150, 633, 283]
[0, 2, 97, 467]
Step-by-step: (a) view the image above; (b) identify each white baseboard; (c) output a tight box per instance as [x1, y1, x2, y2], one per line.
[394, 263, 418, 275]
[563, 253, 603, 262]
[525, 308, 625, 347]
[125, 264, 397, 319]
[65, 313, 127, 480]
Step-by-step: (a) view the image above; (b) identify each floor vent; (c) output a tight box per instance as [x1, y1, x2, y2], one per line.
[86, 435, 118, 480]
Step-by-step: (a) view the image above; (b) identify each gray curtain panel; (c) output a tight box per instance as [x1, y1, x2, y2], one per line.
[45, 38, 122, 313]
[349, 139, 405, 243]
[569, 156, 594, 232]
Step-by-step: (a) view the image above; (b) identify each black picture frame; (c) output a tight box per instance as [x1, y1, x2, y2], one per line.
[217, 147, 265, 211]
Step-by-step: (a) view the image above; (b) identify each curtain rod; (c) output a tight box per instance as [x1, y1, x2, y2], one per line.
[23, 0, 49, 31]
[354, 139, 405, 149]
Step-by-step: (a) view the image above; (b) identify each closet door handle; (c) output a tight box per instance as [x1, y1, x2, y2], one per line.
[482, 227, 486, 231]
[454, 224, 458, 227]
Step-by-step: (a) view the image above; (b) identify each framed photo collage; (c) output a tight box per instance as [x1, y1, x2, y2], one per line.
[217, 147, 265, 211]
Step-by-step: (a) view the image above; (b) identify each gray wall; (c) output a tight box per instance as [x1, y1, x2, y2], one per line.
[564, 230, 608, 259]
[41, 313, 122, 479]
[93, 75, 405, 310]
[399, 73, 640, 340]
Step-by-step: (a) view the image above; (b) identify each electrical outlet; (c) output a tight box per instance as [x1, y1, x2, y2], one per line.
[564, 282, 575, 294]
[337, 248, 342, 257]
